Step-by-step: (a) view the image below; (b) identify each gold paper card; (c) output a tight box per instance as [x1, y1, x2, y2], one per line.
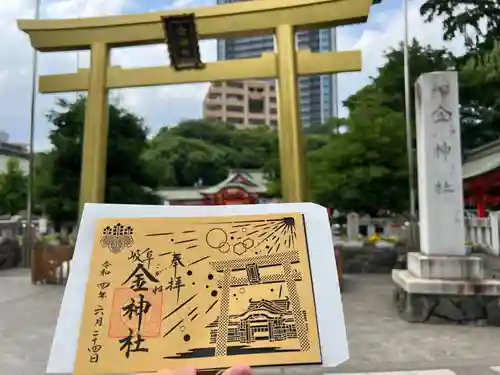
[75, 213, 321, 374]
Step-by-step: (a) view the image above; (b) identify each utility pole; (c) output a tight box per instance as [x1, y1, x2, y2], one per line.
[403, 0, 418, 246]
[25, 0, 42, 267]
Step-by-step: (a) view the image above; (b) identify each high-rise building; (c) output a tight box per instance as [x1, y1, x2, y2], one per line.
[203, 80, 278, 129]
[216, 0, 338, 127]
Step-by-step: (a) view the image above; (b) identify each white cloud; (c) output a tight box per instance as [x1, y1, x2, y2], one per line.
[0, 0, 217, 150]
[105, 38, 217, 132]
[336, 0, 465, 117]
[0, 0, 133, 150]
[43, 0, 127, 19]
[0, 0, 469, 151]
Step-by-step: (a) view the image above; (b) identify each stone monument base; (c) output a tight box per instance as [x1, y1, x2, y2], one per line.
[407, 252, 484, 279]
[392, 252, 500, 326]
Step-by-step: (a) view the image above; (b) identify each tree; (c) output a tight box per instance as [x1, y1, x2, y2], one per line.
[168, 119, 236, 146]
[344, 38, 500, 154]
[420, 0, 500, 52]
[305, 117, 348, 136]
[144, 133, 229, 186]
[145, 119, 278, 187]
[226, 125, 277, 169]
[262, 131, 330, 198]
[309, 94, 409, 215]
[38, 96, 161, 227]
[33, 152, 53, 215]
[459, 41, 500, 150]
[258, 41, 476, 212]
[345, 39, 455, 122]
[0, 158, 28, 216]
[419, 1, 500, 151]
[170, 119, 278, 170]
[301, 41, 454, 214]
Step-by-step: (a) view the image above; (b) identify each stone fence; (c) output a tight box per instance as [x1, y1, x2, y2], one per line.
[465, 213, 500, 256]
[344, 211, 500, 256]
[345, 213, 407, 240]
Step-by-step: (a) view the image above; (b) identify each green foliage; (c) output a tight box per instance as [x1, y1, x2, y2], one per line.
[0, 158, 27, 215]
[37, 96, 161, 227]
[419, 1, 500, 150]
[304, 117, 347, 136]
[307, 37, 500, 214]
[306, 40, 454, 214]
[144, 119, 278, 187]
[309, 107, 408, 215]
[345, 40, 455, 121]
[145, 133, 229, 186]
[459, 41, 500, 150]
[420, 0, 500, 52]
[34, 13, 500, 221]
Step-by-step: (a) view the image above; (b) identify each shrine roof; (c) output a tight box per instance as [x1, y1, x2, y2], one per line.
[156, 187, 204, 201]
[200, 169, 267, 194]
[463, 139, 500, 180]
[156, 169, 268, 201]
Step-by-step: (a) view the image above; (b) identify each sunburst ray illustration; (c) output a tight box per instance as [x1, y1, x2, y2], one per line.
[230, 216, 297, 253]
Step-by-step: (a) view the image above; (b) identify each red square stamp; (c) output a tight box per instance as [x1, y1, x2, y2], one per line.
[108, 288, 163, 338]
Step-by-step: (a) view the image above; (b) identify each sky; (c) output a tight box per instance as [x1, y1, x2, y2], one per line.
[0, 0, 466, 151]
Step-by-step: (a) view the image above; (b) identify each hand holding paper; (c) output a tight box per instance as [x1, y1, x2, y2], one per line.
[135, 364, 252, 375]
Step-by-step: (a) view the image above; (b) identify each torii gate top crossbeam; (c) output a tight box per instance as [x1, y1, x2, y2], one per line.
[210, 251, 300, 271]
[17, 0, 372, 52]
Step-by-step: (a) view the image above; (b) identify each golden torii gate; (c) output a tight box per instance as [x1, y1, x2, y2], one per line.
[17, 0, 376, 213]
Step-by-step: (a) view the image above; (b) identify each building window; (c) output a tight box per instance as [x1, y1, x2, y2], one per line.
[248, 99, 264, 113]
[227, 94, 244, 101]
[227, 81, 244, 89]
[249, 119, 264, 125]
[206, 105, 222, 111]
[207, 116, 222, 122]
[227, 117, 243, 124]
[249, 87, 264, 94]
[227, 105, 243, 113]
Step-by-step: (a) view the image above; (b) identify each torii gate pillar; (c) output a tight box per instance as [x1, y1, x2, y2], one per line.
[80, 43, 110, 213]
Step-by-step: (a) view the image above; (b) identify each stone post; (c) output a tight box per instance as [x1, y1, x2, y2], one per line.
[346, 212, 359, 241]
[415, 72, 465, 256]
[383, 223, 394, 238]
[392, 72, 500, 326]
[490, 211, 500, 256]
[366, 220, 376, 237]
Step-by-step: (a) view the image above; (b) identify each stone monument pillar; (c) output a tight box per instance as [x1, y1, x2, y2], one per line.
[392, 71, 500, 325]
[346, 212, 360, 241]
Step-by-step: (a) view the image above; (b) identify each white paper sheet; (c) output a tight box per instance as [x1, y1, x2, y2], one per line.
[47, 203, 348, 374]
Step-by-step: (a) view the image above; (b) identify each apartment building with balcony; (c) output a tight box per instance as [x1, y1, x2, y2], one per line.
[203, 80, 278, 128]
[216, 0, 338, 127]
[0, 131, 28, 174]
